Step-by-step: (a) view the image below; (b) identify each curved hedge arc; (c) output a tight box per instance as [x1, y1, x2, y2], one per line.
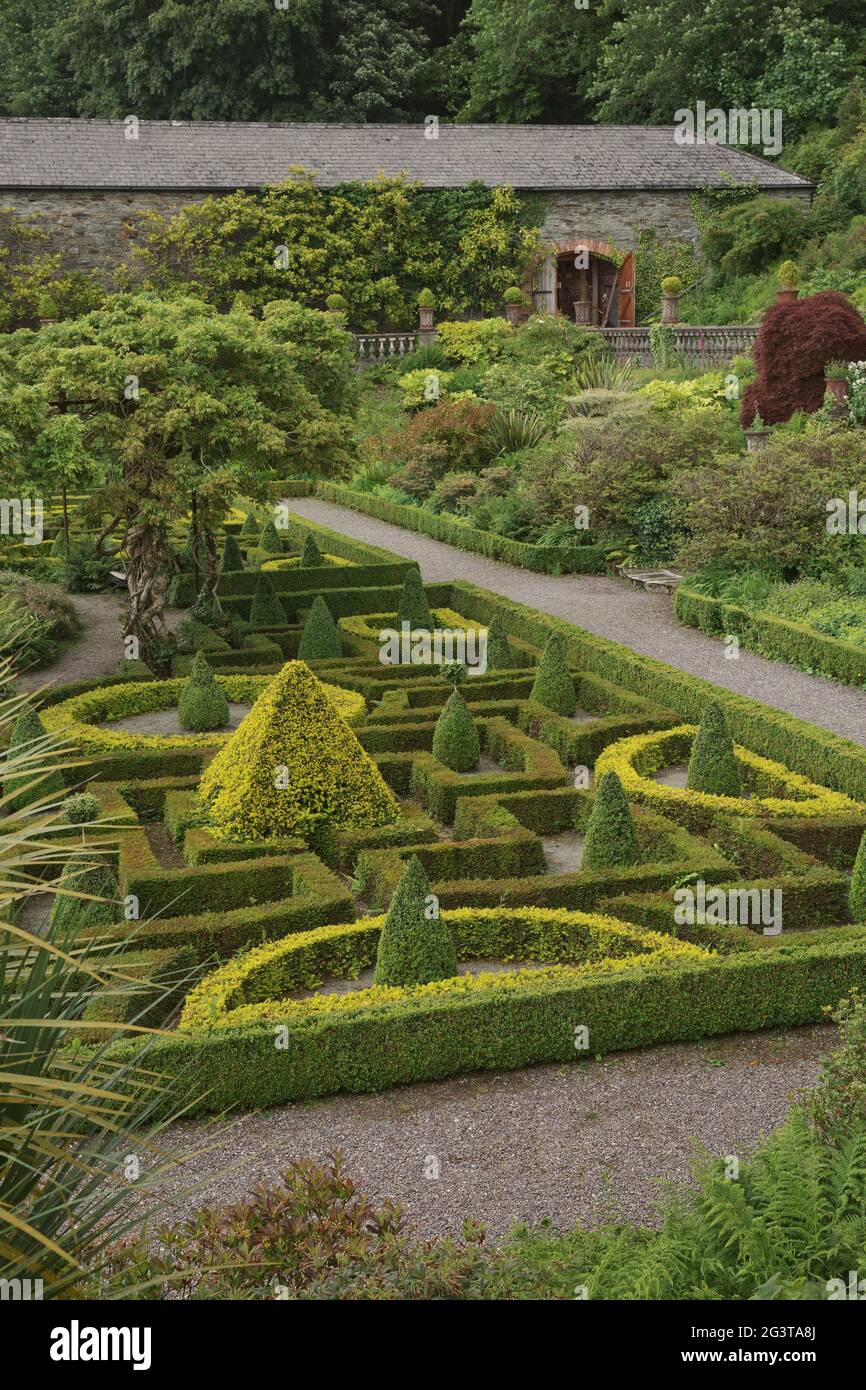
[179, 906, 708, 1031]
[41, 674, 366, 752]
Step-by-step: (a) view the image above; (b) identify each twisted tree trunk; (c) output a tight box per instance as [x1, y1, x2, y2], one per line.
[123, 518, 172, 670]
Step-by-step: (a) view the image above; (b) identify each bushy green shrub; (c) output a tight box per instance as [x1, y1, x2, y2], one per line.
[485, 617, 514, 670]
[241, 512, 259, 537]
[178, 652, 231, 732]
[189, 587, 222, 628]
[703, 195, 811, 277]
[582, 772, 641, 871]
[851, 831, 866, 921]
[2, 707, 65, 812]
[300, 533, 323, 567]
[373, 855, 457, 987]
[249, 573, 286, 626]
[298, 596, 342, 660]
[432, 688, 480, 772]
[530, 635, 576, 715]
[221, 535, 244, 572]
[259, 520, 284, 553]
[687, 701, 741, 797]
[61, 792, 101, 826]
[396, 569, 433, 630]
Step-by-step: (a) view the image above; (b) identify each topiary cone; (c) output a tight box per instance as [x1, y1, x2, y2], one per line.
[221, 534, 244, 572]
[432, 687, 480, 772]
[850, 831, 866, 922]
[241, 512, 259, 537]
[583, 771, 641, 870]
[2, 706, 66, 813]
[249, 572, 286, 626]
[298, 595, 342, 660]
[259, 519, 283, 553]
[190, 586, 222, 628]
[687, 701, 741, 797]
[300, 533, 323, 567]
[485, 617, 514, 670]
[396, 568, 433, 631]
[374, 854, 457, 987]
[530, 634, 576, 715]
[178, 652, 230, 732]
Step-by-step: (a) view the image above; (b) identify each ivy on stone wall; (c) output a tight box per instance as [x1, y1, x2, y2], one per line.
[119, 176, 547, 330]
[633, 228, 702, 325]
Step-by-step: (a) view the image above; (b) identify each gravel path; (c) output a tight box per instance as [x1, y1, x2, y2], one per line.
[155, 1025, 833, 1240]
[17, 592, 184, 693]
[288, 498, 866, 747]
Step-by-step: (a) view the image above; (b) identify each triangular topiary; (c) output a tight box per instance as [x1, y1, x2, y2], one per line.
[50, 859, 120, 935]
[189, 586, 222, 628]
[687, 701, 741, 797]
[300, 533, 323, 567]
[221, 534, 244, 572]
[583, 771, 641, 870]
[249, 572, 286, 626]
[178, 652, 230, 732]
[298, 596, 342, 660]
[241, 511, 259, 537]
[259, 519, 283, 553]
[485, 617, 514, 670]
[530, 634, 576, 715]
[432, 688, 480, 772]
[374, 855, 457, 987]
[2, 707, 66, 813]
[850, 831, 866, 922]
[199, 661, 399, 840]
[396, 569, 433, 631]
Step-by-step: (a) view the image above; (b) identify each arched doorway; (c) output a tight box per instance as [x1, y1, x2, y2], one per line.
[530, 239, 635, 328]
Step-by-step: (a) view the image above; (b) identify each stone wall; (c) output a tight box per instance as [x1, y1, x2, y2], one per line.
[540, 186, 812, 250]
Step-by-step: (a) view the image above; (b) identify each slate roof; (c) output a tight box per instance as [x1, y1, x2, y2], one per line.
[0, 118, 811, 192]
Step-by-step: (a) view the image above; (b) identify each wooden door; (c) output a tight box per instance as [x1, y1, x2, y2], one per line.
[618, 252, 636, 327]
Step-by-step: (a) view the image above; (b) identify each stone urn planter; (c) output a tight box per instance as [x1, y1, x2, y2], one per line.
[417, 289, 437, 347]
[660, 293, 679, 324]
[776, 288, 799, 305]
[504, 301, 522, 327]
[824, 372, 849, 408]
[573, 299, 592, 326]
[745, 426, 770, 452]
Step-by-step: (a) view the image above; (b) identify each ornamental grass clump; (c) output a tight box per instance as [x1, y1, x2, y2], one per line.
[249, 572, 286, 626]
[396, 569, 433, 631]
[530, 634, 576, 716]
[582, 771, 641, 870]
[485, 617, 514, 670]
[199, 660, 398, 840]
[687, 700, 741, 797]
[298, 596, 342, 660]
[259, 519, 283, 553]
[432, 687, 480, 772]
[374, 855, 457, 987]
[221, 534, 244, 572]
[178, 652, 230, 732]
[2, 706, 65, 813]
[850, 831, 866, 922]
[300, 533, 323, 567]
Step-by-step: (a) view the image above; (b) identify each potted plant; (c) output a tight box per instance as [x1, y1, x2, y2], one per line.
[502, 286, 526, 326]
[573, 298, 593, 326]
[325, 293, 348, 316]
[37, 292, 58, 327]
[777, 260, 800, 304]
[744, 409, 770, 451]
[824, 359, 850, 407]
[417, 288, 437, 345]
[660, 276, 682, 325]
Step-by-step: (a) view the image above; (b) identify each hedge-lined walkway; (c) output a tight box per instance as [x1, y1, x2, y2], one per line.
[288, 497, 866, 747]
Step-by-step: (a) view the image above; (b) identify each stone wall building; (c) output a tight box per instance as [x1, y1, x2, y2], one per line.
[0, 118, 812, 327]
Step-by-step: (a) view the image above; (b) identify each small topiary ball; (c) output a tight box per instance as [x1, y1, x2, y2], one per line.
[259, 519, 284, 553]
[530, 634, 576, 716]
[582, 771, 641, 870]
[850, 831, 866, 922]
[300, 533, 323, 567]
[178, 652, 230, 732]
[396, 569, 433, 631]
[62, 792, 101, 826]
[221, 534, 244, 572]
[298, 595, 342, 660]
[687, 701, 741, 798]
[374, 854, 457, 987]
[432, 687, 480, 772]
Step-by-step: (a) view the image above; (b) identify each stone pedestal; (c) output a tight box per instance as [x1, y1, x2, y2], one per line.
[660, 294, 679, 324]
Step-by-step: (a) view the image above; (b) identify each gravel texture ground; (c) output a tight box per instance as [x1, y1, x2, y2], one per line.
[154, 1025, 834, 1240]
[287, 498, 866, 747]
[17, 592, 185, 693]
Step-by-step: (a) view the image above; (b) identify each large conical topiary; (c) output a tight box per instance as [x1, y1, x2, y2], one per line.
[50, 859, 120, 934]
[850, 831, 866, 922]
[432, 687, 480, 772]
[298, 596, 342, 660]
[241, 511, 259, 537]
[221, 534, 244, 572]
[199, 661, 399, 841]
[374, 855, 457, 987]
[249, 572, 286, 626]
[530, 634, 576, 715]
[485, 617, 514, 670]
[583, 771, 641, 870]
[396, 568, 433, 631]
[300, 533, 323, 567]
[189, 586, 222, 628]
[178, 652, 230, 732]
[259, 519, 283, 553]
[687, 701, 741, 797]
[2, 707, 66, 813]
